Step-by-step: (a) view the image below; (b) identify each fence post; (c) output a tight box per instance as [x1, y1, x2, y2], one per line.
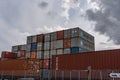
[88, 66, 91, 80]
[12, 71, 14, 80]
[55, 70, 56, 80]
[1, 71, 3, 79]
[112, 70, 114, 80]
[70, 71, 71, 80]
[48, 70, 50, 80]
[24, 70, 26, 78]
[78, 70, 80, 80]
[100, 70, 102, 80]
[62, 70, 64, 80]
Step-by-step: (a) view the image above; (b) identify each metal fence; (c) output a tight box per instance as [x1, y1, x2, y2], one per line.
[0, 70, 120, 80]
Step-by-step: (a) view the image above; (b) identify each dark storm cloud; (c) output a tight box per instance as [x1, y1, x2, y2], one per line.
[86, 0, 120, 44]
[38, 1, 48, 9]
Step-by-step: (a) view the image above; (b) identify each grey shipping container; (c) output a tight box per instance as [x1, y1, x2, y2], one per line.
[45, 33, 50, 42]
[32, 35, 37, 43]
[12, 46, 18, 52]
[56, 40, 63, 49]
[71, 37, 80, 47]
[26, 44, 31, 52]
[64, 48, 71, 54]
[80, 29, 94, 43]
[50, 41, 56, 50]
[56, 49, 63, 55]
[71, 27, 80, 38]
[64, 29, 71, 39]
[27, 36, 32, 44]
[51, 32, 57, 41]
[37, 42, 43, 51]
[44, 42, 50, 50]
[21, 45, 27, 50]
[44, 50, 50, 59]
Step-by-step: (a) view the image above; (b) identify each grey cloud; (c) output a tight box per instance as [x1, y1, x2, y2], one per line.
[38, 1, 48, 9]
[86, 0, 120, 44]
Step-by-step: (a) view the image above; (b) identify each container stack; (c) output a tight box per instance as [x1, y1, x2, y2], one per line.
[12, 45, 26, 58]
[26, 34, 44, 59]
[10, 27, 94, 79]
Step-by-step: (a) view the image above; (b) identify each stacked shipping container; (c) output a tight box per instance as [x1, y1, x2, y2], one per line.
[12, 45, 26, 58]
[10, 27, 94, 79]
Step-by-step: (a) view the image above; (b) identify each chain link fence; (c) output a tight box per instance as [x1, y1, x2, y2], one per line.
[0, 70, 120, 80]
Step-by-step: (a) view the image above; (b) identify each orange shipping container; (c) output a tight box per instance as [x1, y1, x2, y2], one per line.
[30, 51, 36, 58]
[0, 58, 40, 70]
[0, 59, 40, 77]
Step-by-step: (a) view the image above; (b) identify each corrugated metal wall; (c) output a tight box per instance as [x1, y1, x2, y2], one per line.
[52, 49, 120, 70]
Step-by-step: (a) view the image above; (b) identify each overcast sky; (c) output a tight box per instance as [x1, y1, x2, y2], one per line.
[0, 0, 120, 55]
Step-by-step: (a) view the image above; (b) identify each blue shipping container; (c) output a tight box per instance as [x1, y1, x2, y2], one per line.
[42, 69, 50, 79]
[31, 43, 37, 51]
[71, 47, 79, 53]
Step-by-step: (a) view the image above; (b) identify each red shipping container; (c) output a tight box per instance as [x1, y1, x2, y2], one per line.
[37, 34, 44, 42]
[20, 50, 26, 57]
[52, 49, 120, 70]
[43, 59, 50, 69]
[64, 39, 71, 48]
[57, 30, 64, 40]
[1, 51, 17, 59]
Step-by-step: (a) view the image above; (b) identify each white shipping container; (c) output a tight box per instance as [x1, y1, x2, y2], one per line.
[71, 27, 80, 37]
[64, 48, 71, 54]
[56, 49, 63, 55]
[26, 51, 30, 58]
[26, 44, 31, 52]
[32, 35, 37, 43]
[50, 50, 56, 58]
[44, 42, 50, 50]
[37, 51, 43, 59]
[37, 42, 43, 51]
[44, 50, 50, 59]
[71, 38, 80, 47]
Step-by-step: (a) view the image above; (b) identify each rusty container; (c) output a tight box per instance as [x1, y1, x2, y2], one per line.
[52, 49, 120, 70]
[30, 51, 36, 58]
[37, 34, 44, 42]
[64, 39, 71, 48]
[57, 30, 64, 40]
